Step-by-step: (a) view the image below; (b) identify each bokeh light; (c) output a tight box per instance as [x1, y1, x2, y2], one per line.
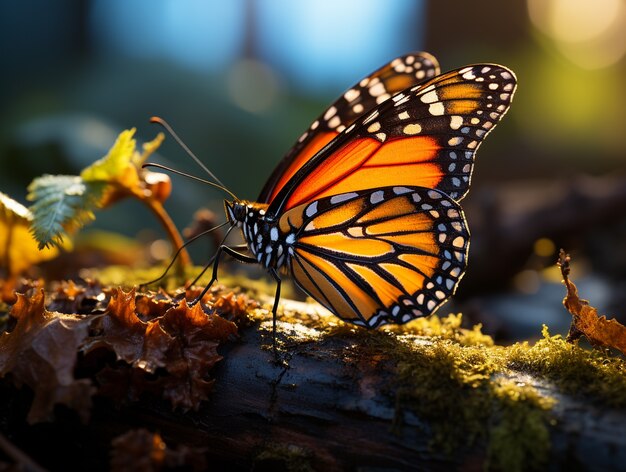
[527, 0, 626, 69]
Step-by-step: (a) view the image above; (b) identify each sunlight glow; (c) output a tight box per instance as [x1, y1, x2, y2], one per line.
[527, 0, 626, 69]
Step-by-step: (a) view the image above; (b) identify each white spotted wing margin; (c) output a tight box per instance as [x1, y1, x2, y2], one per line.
[283, 186, 469, 328]
[267, 64, 517, 214]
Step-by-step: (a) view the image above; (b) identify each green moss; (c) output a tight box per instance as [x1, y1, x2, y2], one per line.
[388, 313, 495, 347]
[506, 325, 626, 407]
[81, 263, 188, 289]
[486, 378, 555, 472]
[336, 316, 556, 470]
[391, 337, 497, 450]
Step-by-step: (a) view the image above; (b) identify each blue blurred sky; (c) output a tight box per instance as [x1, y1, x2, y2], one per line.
[89, 0, 424, 92]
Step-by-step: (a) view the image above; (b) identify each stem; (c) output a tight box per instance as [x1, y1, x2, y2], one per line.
[142, 198, 191, 276]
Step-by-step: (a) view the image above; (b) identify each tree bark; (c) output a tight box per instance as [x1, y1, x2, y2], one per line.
[1, 311, 626, 471]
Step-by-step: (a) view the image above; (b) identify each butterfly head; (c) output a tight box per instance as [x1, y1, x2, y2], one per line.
[224, 199, 267, 224]
[224, 199, 244, 227]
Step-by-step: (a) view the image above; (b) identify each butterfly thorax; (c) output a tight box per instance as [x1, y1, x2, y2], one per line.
[224, 200, 293, 270]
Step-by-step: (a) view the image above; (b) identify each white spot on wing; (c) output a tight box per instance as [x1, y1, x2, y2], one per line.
[369, 82, 386, 97]
[344, 88, 360, 102]
[450, 115, 463, 130]
[429, 102, 445, 116]
[370, 190, 385, 204]
[330, 192, 359, 204]
[328, 116, 341, 129]
[367, 122, 381, 133]
[403, 123, 422, 135]
[305, 201, 318, 217]
[324, 106, 337, 120]
[420, 90, 438, 104]
[393, 186, 412, 195]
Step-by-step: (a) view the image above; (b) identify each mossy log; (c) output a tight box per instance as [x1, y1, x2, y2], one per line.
[1, 301, 626, 471]
[179, 314, 626, 471]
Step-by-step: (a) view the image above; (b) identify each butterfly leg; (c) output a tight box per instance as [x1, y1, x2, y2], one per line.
[188, 244, 248, 288]
[140, 227, 221, 289]
[268, 268, 282, 357]
[190, 245, 256, 305]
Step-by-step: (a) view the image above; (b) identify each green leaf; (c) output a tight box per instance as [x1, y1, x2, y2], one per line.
[27, 175, 106, 249]
[81, 128, 137, 182]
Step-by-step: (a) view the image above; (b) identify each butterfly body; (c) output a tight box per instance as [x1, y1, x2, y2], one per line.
[224, 200, 290, 270]
[206, 53, 516, 331]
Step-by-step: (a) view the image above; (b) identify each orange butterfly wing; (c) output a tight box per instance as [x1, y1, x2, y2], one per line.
[279, 186, 468, 327]
[258, 52, 440, 204]
[267, 64, 517, 215]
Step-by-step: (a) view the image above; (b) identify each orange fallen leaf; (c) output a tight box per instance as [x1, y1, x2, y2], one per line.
[558, 249, 626, 355]
[82, 287, 171, 373]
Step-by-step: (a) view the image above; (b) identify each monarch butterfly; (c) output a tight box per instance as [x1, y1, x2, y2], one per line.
[152, 52, 517, 336]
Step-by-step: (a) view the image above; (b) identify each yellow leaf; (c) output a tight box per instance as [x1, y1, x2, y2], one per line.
[133, 132, 165, 167]
[80, 128, 140, 189]
[0, 192, 69, 275]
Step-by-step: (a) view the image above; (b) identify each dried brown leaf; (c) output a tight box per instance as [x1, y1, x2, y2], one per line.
[47, 279, 109, 314]
[0, 289, 94, 423]
[87, 288, 238, 409]
[135, 290, 175, 321]
[82, 287, 171, 373]
[559, 249, 626, 355]
[157, 300, 238, 410]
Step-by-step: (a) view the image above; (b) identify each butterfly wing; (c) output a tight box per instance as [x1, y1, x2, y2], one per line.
[279, 186, 468, 327]
[267, 64, 517, 215]
[258, 52, 440, 204]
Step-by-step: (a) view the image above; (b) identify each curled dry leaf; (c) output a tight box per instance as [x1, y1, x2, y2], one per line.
[157, 300, 238, 410]
[0, 282, 245, 421]
[135, 289, 176, 320]
[559, 249, 626, 355]
[82, 287, 171, 373]
[87, 287, 238, 410]
[48, 279, 109, 315]
[0, 289, 94, 423]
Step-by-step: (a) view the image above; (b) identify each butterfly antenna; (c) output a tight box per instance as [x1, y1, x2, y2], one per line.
[142, 162, 238, 201]
[150, 116, 235, 197]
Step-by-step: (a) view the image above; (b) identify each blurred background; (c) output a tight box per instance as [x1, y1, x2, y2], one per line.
[1, 0, 625, 340]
